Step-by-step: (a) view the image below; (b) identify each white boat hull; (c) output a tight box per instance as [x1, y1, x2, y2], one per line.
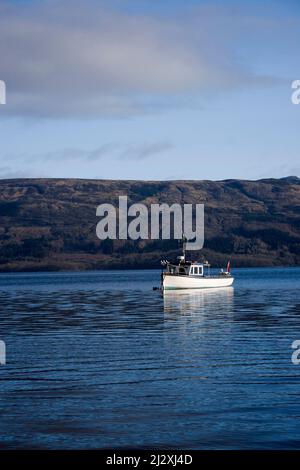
[163, 274, 234, 290]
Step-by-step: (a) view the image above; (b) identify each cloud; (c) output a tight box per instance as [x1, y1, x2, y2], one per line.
[41, 144, 117, 162]
[119, 141, 174, 160]
[0, 0, 284, 118]
[0, 166, 46, 179]
[7, 140, 174, 165]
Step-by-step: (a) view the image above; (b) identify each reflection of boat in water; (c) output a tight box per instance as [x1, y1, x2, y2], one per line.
[163, 286, 234, 316]
[161, 237, 234, 290]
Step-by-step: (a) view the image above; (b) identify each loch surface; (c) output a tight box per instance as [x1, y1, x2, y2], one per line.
[0, 267, 300, 449]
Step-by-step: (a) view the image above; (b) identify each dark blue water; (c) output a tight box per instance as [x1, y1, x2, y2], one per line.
[0, 267, 300, 449]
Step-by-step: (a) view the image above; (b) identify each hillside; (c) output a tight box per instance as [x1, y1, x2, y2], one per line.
[0, 177, 299, 271]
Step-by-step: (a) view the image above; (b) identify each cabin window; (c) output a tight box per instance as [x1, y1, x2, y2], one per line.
[194, 267, 199, 275]
[179, 267, 186, 274]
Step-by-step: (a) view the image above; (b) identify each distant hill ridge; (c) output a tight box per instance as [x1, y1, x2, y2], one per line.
[0, 177, 299, 271]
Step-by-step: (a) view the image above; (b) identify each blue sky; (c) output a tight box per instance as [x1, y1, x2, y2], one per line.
[0, 0, 299, 180]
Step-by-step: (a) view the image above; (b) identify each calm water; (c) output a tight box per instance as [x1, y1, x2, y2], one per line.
[0, 267, 300, 449]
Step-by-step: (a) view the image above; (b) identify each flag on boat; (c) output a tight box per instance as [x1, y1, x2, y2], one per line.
[226, 260, 231, 273]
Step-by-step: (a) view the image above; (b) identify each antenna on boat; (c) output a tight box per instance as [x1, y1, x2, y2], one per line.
[177, 234, 187, 264]
[182, 234, 187, 262]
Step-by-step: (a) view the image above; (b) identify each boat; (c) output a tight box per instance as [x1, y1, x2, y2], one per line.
[161, 238, 234, 290]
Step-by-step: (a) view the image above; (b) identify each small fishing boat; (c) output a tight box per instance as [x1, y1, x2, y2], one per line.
[161, 239, 234, 290]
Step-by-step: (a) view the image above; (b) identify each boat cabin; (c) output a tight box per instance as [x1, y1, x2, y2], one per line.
[165, 261, 210, 277]
[189, 264, 204, 276]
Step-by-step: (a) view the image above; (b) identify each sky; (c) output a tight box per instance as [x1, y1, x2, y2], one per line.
[0, 0, 299, 181]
